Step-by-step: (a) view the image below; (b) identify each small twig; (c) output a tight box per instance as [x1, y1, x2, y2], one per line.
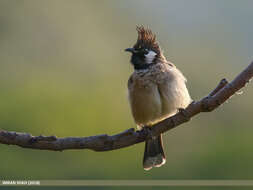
[208, 78, 228, 97]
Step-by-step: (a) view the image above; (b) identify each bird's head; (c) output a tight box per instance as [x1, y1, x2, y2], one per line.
[125, 26, 164, 70]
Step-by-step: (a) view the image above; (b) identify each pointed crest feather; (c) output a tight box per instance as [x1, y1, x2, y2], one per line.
[134, 26, 160, 53]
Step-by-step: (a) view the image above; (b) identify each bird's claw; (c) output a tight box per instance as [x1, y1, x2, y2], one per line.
[178, 108, 190, 122]
[142, 126, 153, 139]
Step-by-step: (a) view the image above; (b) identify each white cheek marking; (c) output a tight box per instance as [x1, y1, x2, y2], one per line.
[145, 50, 157, 64]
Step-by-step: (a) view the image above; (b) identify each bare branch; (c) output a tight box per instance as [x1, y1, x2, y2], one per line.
[0, 62, 253, 152]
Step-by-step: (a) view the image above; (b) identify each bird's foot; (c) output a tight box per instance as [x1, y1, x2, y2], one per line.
[178, 108, 191, 122]
[141, 126, 153, 139]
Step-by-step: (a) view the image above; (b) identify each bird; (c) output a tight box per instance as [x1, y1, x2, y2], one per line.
[125, 26, 192, 170]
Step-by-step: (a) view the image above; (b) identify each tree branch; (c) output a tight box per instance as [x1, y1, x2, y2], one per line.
[0, 62, 253, 152]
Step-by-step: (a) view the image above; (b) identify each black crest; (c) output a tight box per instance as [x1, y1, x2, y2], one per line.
[134, 26, 161, 54]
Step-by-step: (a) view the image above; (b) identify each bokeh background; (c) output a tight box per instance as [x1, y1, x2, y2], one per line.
[0, 0, 253, 189]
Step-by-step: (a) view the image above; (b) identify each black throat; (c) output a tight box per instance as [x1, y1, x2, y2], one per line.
[134, 62, 155, 70]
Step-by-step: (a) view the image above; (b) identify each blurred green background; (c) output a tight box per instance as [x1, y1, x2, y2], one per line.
[0, 0, 253, 189]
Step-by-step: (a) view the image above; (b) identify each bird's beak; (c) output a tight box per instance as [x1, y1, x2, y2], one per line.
[125, 48, 136, 53]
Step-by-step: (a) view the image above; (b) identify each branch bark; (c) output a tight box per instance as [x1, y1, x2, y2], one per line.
[0, 62, 253, 152]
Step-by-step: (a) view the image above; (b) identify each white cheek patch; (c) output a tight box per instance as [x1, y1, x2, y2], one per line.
[145, 50, 157, 64]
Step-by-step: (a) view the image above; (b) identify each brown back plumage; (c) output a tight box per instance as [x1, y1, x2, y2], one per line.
[134, 26, 161, 55]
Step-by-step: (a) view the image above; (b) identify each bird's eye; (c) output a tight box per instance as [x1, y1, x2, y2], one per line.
[143, 49, 149, 54]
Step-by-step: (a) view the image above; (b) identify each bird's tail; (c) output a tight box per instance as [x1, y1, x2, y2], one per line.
[143, 134, 166, 170]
